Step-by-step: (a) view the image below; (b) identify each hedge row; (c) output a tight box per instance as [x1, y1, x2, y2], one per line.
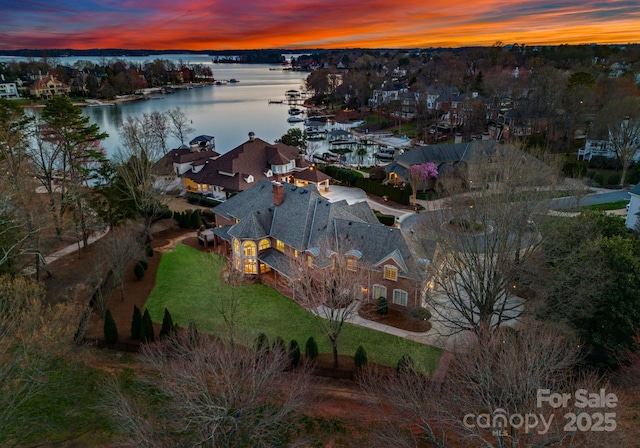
[320, 165, 411, 205]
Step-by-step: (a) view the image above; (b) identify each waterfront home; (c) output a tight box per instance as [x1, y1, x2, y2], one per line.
[209, 180, 433, 307]
[182, 132, 330, 200]
[28, 75, 71, 99]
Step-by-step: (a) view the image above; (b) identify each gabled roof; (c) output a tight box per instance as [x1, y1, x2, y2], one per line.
[214, 180, 433, 282]
[183, 136, 306, 192]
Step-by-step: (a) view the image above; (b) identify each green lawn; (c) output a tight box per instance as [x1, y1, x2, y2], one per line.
[584, 200, 629, 211]
[144, 245, 441, 373]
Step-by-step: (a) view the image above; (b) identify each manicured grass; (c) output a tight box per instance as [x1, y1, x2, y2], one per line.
[3, 358, 114, 446]
[584, 200, 629, 211]
[144, 245, 441, 373]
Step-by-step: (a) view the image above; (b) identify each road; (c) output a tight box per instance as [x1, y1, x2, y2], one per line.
[400, 188, 631, 230]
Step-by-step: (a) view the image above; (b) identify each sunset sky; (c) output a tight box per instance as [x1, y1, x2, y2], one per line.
[1, 0, 639, 50]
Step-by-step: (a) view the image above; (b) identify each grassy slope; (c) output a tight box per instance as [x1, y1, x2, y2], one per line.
[144, 245, 441, 373]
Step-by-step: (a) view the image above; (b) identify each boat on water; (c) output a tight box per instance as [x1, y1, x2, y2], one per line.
[268, 99, 284, 104]
[375, 147, 396, 160]
[288, 107, 303, 115]
[287, 116, 305, 123]
[229, 79, 239, 83]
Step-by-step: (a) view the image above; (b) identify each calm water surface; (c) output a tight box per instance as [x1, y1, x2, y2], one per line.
[81, 64, 309, 157]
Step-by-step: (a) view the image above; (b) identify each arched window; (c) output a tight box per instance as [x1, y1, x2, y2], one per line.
[243, 241, 257, 257]
[392, 289, 408, 306]
[259, 239, 270, 251]
[372, 284, 387, 300]
[233, 238, 240, 254]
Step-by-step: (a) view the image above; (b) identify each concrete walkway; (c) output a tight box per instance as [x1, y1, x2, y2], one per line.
[22, 227, 110, 276]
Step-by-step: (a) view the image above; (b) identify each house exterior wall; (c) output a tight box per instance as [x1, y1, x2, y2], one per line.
[0, 82, 20, 99]
[626, 193, 640, 230]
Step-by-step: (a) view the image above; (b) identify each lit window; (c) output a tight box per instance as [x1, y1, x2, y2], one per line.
[259, 239, 270, 251]
[294, 249, 299, 258]
[243, 241, 256, 257]
[392, 289, 408, 306]
[372, 284, 387, 300]
[347, 258, 357, 271]
[384, 265, 398, 281]
[307, 255, 313, 267]
[244, 259, 257, 274]
[276, 240, 285, 252]
[233, 238, 240, 254]
[260, 263, 271, 273]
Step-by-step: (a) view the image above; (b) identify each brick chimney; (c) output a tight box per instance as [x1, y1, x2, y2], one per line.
[272, 182, 284, 206]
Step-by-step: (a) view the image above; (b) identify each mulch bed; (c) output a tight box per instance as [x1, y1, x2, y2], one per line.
[358, 302, 431, 333]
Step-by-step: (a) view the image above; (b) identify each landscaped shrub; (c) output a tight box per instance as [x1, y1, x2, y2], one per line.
[145, 245, 154, 258]
[138, 258, 149, 270]
[134, 262, 145, 279]
[373, 210, 395, 226]
[376, 296, 389, 316]
[354, 345, 368, 369]
[411, 306, 431, 321]
[140, 309, 155, 343]
[255, 332, 270, 355]
[592, 172, 605, 186]
[103, 309, 118, 344]
[159, 308, 174, 339]
[130, 304, 142, 340]
[190, 210, 202, 228]
[305, 336, 319, 361]
[288, 340, 301, 367]
[396, 354, 414, 375]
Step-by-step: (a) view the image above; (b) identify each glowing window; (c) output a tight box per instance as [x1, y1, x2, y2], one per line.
[243, 241, 256, 257]
[384, 265, 398, 281]
[346, 258, 357, 271]
[276, 240, 285, 252]
[233, 238, 240, 254]
[259, 239, 270, 251]
[244, 259, 257, 274]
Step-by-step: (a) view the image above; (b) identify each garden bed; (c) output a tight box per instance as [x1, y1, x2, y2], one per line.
[358, 303, 431, 333]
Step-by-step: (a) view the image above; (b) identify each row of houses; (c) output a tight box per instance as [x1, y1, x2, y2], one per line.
[0, 75, 71, 100]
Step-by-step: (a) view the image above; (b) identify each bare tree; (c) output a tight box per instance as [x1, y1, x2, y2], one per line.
[290, 244, 367, 368]
[115, 115, 170, 239]
[609, 115, 640, 186]
[166, 107, 194, 146]
[361, 323, 624, 448]
[418, 144, 557, 335]
[104, 330, 312, 448]
[0, 275, 82, 445]
[100, 227, 143, 303]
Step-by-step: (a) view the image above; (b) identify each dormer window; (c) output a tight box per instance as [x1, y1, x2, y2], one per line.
[244, 175, 254, 183]
[384, 265, 398, 281]
[264, 169, 273, 178]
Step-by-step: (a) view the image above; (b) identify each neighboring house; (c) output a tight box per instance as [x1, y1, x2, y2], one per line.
[577, 137, 640, 163]
[28, 76, 71, 99]
[182, 132, 330, 200]
[625, 183, 640, 231]
[0, 82, 20, 99]
[209, 180, 434, 307]
[189, 135, 215, 151]
[153, 145, 220, 178]
[385, 140, 503, 186]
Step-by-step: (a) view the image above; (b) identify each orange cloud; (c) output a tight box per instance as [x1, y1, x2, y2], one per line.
[1, 0, 638, 50]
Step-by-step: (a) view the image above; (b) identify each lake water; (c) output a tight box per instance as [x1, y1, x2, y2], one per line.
[3, 53, 385, 164]
[81, 63, 310, 157]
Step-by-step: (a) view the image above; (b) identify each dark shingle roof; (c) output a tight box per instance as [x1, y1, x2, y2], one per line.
[214, 179, 432, 282]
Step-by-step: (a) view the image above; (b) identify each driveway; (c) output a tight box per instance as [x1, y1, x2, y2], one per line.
[320, 186, 414, 223]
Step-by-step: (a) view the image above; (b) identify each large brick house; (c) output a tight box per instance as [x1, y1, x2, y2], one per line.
[209, 180, 434, 308]
[183, 132, 330, 200]
[28, 76, 71, 99]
